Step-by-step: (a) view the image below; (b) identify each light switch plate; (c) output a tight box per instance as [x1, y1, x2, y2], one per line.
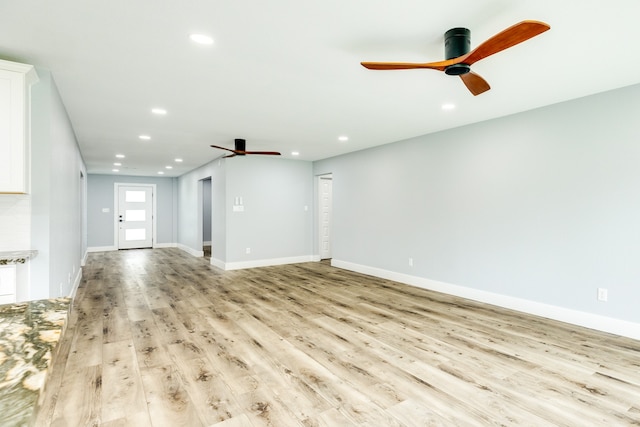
[597, 288, 608, 302]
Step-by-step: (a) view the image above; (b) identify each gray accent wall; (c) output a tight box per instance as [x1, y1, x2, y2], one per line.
[86, 174, 177, 247]
[314, 83, 640, 324]
[212, 161, 226, 260]
[225, 156, 313, 262]
[30, 69, 86, 299]
[177, 156, 313, 263]
[176, 160, 222, 254]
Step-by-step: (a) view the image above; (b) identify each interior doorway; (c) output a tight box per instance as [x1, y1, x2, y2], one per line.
[318, 174, 333, 260]
[115, 184, 155, 249]
[202, 178, 212, 259]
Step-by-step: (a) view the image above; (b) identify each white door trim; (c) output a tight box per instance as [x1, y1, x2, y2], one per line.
[317, 173, 333, 260]
[113, 183, 157, 249]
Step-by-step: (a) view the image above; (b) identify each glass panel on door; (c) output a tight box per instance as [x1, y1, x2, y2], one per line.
[125, 190, 146, 203]
[125, 228, 146, 241]
[125, 209, 146, 222]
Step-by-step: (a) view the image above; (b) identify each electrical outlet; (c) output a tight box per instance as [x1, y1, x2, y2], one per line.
[246, 247, 251, 254]
[597, 288, 608, 302]
[408, 257, 413, 267]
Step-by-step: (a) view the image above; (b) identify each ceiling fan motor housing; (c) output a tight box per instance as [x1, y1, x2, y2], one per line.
[444, 27, 471, 75]
[234, 138, 246, 153]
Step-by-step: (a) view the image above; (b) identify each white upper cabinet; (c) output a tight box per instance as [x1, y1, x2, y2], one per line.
[0, 59, 38, 194]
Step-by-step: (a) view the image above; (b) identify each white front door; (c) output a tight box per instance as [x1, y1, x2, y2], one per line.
[117, 185, 153, 249]
[319, 175, 333, 259]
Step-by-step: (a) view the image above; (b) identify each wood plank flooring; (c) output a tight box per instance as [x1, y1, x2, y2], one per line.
[35, 248, 640, 426]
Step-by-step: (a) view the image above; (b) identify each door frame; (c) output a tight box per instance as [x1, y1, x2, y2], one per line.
[199, 177, 213, 251]
[113, 183, 157, 249]
[317, 173, 333, 260]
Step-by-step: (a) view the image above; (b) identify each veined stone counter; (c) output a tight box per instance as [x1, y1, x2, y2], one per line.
[0, 250, 38, 265]
[0, 298, 70, 426]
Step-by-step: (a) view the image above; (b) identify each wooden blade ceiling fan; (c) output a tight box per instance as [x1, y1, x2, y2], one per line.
[210, 139, 281, 158]
[361, 20, 550, 96]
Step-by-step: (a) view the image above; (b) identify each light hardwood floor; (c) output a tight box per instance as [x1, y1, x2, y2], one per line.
[36, 248, 640, 426]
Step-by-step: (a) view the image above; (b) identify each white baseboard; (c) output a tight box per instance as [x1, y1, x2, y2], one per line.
[154, 242, 177, 249]
[210, 257, 225, 270]
[87, 246, 117, 253]
[331, 259, 640, 341]
[69, 267, 82, 300]
[177, 244, 204, 258]
[213, 255, 316, 271]
[81, 250, 88, 267]
[203, 241, 212, 246]
[88, 243, 176, 253]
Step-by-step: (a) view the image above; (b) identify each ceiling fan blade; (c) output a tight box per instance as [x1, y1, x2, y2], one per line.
[212, 140, 279, 157]
[460, 72, 491, 96]
[361, 59, 454, 71]
[462, 20, 550, 66]
[244, 151, 281, 156]
[210, 144, 237, 153]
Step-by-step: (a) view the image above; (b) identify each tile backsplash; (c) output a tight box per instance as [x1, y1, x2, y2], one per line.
[0, 195, 31, 251]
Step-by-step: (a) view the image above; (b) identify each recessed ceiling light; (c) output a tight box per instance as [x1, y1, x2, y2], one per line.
[291, 151, 300, 156]
[115, 154, 125, 158]
[441, 103, 456, 111]
[165, 165, 173, 169]
[157, 171, 164, 175]
[151, 108, 167, 115]
[338, 135, 349, 142]
[174, 158, 183, 162]
[139, 135, 151, 140]
[113, 162, 121, 166]
[112, 169, 119, 172]
[190, 33, 214, 45]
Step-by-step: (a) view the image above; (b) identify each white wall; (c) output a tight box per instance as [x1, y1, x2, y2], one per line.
[314, 83, 640, 336]
[0, 196, 30, 251]
[29, 69, 86, 300]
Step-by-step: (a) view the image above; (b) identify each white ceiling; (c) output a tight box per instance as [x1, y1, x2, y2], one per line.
[1, 1, 639, 177]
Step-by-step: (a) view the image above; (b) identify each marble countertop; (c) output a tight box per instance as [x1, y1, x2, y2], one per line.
[0, 250, 38, 265]
[0, 298, 70, 426]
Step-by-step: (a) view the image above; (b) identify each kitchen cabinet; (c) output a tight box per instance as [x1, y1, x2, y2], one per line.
[0, 59, 38, 194]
